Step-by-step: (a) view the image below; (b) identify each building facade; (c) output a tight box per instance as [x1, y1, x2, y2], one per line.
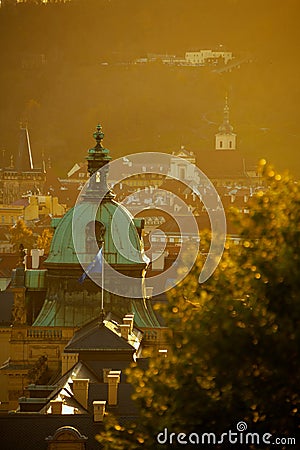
[185, 49, 233, 65]
[0, 125, 46, 205]
[0, 125, 166, 411]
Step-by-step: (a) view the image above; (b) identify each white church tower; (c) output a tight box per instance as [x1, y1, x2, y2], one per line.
[215, 96, 236, 150]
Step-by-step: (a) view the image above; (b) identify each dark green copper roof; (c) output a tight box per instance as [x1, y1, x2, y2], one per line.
[46, 124, 144, 267]
[45, 199, 145, 267]
[33, 124, 161, 330]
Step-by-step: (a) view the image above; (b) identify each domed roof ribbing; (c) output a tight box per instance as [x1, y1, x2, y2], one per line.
[45, 125, 145, 267]
[33, 125, 162, 329]
[46, 200, 144, 266]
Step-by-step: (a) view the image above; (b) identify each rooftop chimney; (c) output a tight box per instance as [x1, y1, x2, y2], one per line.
[103, 368, 112, 383]
[123, 314, 134, 333]
[119, 323, 130, 341]
[50, 399, 63, 415]
[158, 349, 168, 358]
[107, 371, 121, 406]
[72, 379, 89, 409]
[108, 370, 121, 380]
[31, 249, 40, 269]
[93, 400, 106, 422]
[61, 353, 78, 376]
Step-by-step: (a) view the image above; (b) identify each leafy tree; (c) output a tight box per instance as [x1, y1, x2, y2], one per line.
[97, 162, 300, 449]
[9, 219, 36, 252]
[37, 228, 53, 255]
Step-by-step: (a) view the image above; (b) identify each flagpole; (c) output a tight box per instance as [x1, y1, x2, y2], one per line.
[101, 240, 104, 315]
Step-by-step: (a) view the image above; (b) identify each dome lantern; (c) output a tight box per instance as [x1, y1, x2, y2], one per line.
[85, 124, 113, 200]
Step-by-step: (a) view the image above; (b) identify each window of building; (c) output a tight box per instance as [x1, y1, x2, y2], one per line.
[229, 141, 232, 148]
[179, 166, 186, 180]
[220, 141, 223, 148]
[46, 426, 87, 449]
[85, 220, 106, 255]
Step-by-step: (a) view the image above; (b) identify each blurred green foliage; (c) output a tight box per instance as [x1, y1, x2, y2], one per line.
[96, 163, 300, 448]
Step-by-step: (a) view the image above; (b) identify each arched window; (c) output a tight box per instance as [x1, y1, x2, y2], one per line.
[46, 426, 87, 449]
[85, 221, 106, 255]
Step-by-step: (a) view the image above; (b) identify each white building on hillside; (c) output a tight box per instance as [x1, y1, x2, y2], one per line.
[185, 50, 233, 65]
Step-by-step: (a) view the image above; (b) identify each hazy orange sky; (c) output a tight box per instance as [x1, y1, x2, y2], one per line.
[0, 0, 299, 175]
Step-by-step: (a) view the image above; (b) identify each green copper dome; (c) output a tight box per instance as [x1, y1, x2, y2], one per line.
[33, 124, 160, 329]
[46, 123, 145, 268]
[46, 199, 145, 267]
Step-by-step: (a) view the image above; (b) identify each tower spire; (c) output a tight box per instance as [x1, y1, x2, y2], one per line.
[224, 94, 229, 124]
[86, 124, 111, 177]
[218, 95, 233, 134]
[16, 123, 34, 171]
[215, 96, 237, 150]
